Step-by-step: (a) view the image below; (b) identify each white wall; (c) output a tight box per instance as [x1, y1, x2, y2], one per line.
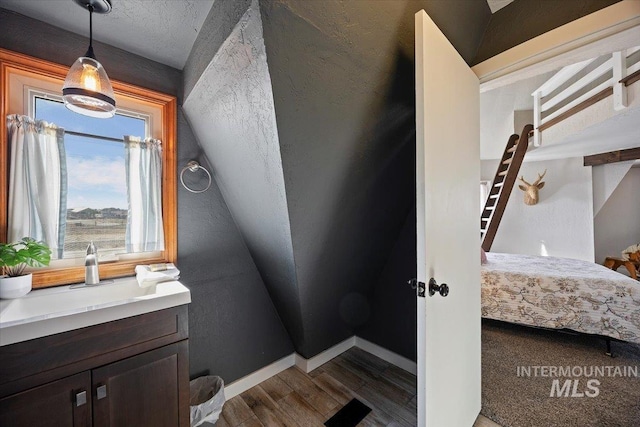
[594, 167, 640, 272]
[592, 160, 634, 216]
[482, 157, 594, 261]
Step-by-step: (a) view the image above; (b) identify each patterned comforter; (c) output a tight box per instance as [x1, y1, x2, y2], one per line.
[481, 252, 640, 344]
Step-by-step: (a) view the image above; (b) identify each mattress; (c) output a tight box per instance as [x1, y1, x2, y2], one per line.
[481, 252, 640, 344]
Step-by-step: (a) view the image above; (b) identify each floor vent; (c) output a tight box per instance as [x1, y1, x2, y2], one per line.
[324, 398, 372, 427]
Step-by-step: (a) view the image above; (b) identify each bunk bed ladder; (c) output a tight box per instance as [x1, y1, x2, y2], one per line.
[481, 124, 533, 251]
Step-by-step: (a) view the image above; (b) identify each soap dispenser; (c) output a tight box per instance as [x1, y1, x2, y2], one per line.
[85, 241, 100, 285]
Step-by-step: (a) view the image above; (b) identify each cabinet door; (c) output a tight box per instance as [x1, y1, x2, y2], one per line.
[0, 371, 91, 427]
[92, 341, 189, 427]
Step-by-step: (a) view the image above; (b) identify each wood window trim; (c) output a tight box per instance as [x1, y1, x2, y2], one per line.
[1, 48, 177, 288]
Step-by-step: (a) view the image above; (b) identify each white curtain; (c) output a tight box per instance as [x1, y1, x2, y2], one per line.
[7, 115, 67, 258]
[124, 136, 164, 252]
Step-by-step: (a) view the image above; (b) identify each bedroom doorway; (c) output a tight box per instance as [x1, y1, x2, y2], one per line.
[414, 3, 638, 426]
[469, 3, 639, 427]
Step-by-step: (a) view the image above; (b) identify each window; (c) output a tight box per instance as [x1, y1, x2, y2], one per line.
[1, 48, 177, 288]
[34, 95, 147, 260]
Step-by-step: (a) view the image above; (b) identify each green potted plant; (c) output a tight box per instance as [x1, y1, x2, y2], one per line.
[0, 237, 51, 299]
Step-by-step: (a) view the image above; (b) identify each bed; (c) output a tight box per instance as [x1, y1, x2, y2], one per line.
[481, 252, 640, 345]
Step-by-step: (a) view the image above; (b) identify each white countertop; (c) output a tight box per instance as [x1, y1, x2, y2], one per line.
[0, 277, 191, 346]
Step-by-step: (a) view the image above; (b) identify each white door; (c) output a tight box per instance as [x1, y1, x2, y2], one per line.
[415, 10, 481, 427]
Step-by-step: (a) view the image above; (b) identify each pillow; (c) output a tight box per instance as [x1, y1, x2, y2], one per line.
[481, 248, 488, 264]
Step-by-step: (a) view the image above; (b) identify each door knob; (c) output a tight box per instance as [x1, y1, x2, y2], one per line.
[428, 278, 449, 297]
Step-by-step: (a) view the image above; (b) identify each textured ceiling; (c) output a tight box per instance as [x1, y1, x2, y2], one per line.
[0, 0, 214, 69]
[0, 0, 509, 70]
[486, 0, 514, 13]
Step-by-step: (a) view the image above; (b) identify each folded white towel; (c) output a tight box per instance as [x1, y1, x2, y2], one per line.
[135, 264, 180, 288]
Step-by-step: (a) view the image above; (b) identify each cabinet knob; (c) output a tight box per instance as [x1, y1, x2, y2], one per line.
[96, 384, 107, 400]
[75, 390, 87, 407]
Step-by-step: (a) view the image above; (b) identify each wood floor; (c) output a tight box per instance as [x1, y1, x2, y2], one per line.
[216, 347, 501, 427]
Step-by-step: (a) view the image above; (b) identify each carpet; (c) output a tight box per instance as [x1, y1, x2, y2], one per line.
[481, 320, 640, 427]
[324, 398, 371, 427]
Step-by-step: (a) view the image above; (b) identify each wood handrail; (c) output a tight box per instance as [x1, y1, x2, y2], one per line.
[538, 87, 612, 132]
[533, 47, 640, 141]
[620, 69, 640, 86]
[537, 68, 639, 133]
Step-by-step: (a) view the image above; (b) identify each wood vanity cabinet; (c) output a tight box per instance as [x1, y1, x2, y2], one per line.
[0, 305, 189, 427]
[0, 372, 92, 426]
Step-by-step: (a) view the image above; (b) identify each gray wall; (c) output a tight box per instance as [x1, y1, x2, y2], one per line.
[177, 109, 293, 380]
[183, 0, 252, 100]
[0, 8, 294, 384]
[182, 1, 305, 349]
[181, 0, 492, 359]
[259, 0, 491, 357]
[357, 208, 417, 361]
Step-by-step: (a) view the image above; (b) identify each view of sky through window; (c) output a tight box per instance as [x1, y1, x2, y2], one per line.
[34, 98, 147, 257]
[35, 98, 145, 210]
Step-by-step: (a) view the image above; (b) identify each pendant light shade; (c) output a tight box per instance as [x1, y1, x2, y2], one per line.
[63, 56, 115, 118]
[62, 0, 115, 118]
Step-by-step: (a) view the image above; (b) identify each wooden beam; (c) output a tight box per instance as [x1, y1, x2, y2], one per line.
[584, 147, 640, 166]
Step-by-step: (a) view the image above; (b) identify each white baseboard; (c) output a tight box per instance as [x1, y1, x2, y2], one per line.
[224, 336, 417, 398]
[224, 353, 295, 399]
[355, 336, 417, 375]
[294, 336, 356, 373]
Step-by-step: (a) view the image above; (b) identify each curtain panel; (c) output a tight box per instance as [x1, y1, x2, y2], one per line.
[7, 115, 67, 258]
[124, 136, 164, 252]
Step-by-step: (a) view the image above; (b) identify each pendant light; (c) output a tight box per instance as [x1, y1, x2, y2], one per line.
[62, 0, 115, 118]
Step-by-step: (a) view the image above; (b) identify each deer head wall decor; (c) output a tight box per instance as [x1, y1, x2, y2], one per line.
[518, 169, 546, 205]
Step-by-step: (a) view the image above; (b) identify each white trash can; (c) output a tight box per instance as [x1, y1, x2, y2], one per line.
[189, 376, 225, 427]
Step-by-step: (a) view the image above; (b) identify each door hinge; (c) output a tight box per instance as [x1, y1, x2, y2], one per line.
[407, 278, 426, 298]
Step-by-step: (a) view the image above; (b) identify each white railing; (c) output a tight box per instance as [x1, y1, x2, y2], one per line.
[531, 46, 640, 147]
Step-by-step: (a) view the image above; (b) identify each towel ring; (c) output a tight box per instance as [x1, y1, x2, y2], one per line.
[180, 160, 212, 194]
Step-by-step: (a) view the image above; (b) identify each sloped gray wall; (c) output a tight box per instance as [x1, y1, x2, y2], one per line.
[183, 0, 253, 100]
[177, 109, 294, 381]
[259, 0, 490, 357]
[181, 0, 492, 359]
[182, 1, 305, 348]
